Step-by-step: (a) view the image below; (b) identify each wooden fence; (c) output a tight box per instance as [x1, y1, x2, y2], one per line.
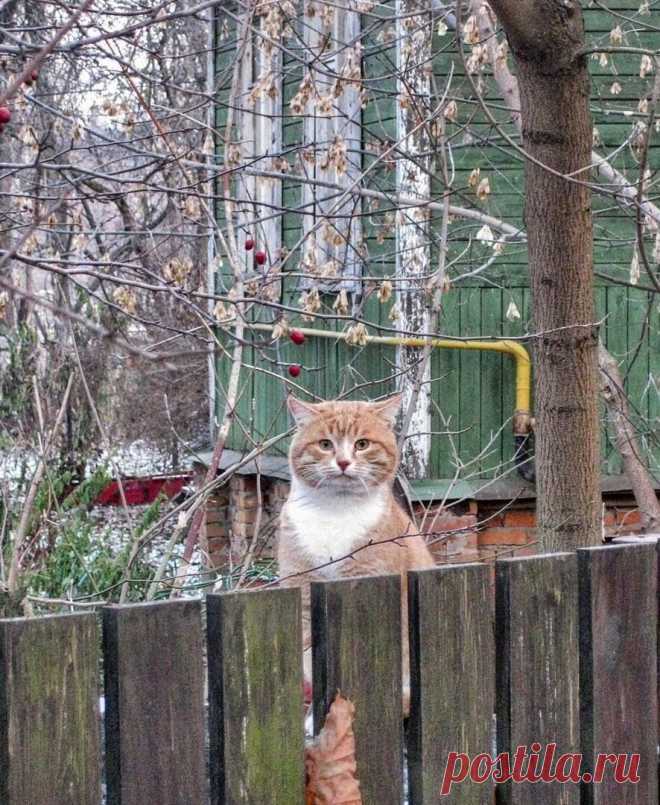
[0, 542, 657, 804]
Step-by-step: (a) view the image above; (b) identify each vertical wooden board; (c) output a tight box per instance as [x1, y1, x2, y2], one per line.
[626, 289, 650, 430]
[0, 613, 100, 805]
[312, 574, 404, 804]
[496, 553, 580, 805]
[578, 544, 658, 804]
[215, 337, 254, 453]
[501, 287, 526, 473]
[323, 315, 342, 399]
[272, 331, 295, 453]
[480, 288, 504, 476]
[207, 588, 304, 805]
[367, 296, 394, 397]
[459, 287, 482, 474]
[251, 312, 289, 450]
[650, 296, 660, 471]
[595, 286, 610, 473]
[290, 322, 324, 403]
[432, 293, 461, 479]
[348, 297, 385, 398]
[408, 565, 495, 805]
[604, 285, 628, 474]
[103, 600, 206, 805]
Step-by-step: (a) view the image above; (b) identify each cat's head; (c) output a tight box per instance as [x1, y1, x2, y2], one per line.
[287, 395, 401, 494]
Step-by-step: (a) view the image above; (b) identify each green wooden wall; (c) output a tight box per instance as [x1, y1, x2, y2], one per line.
[213, 1, 660, 484]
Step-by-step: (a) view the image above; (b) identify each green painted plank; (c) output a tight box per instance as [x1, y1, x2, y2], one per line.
[252, 314, 289, 449]
[605, 286, 629, 474]
[501, 288, 527, 474]
[649, 298, 660, 473]
[480, 288, 505, 475]
[431, 292, 462, 480]
[459, 287, 482, 476]
[627, 289, 651, 438]
[595, 287, 611, 475]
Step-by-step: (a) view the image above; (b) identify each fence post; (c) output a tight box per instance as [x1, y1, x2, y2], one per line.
[0, 613, 100, 805]
[102, 600, 206, 805]
[207, 587, 304, 805]
[578, 542, 658, 804]
[496, 552, 580, 805]
[408, 564, 494, 804]
[312, 573, 404, 805]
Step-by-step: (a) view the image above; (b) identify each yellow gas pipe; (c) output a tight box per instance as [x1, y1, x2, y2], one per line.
[251, 322, 533, 437]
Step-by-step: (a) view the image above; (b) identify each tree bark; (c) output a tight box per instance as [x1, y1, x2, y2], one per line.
[488, 0, 601, 550]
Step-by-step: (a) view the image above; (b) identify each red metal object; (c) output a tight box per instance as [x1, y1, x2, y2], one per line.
[94, 475, 190, 506]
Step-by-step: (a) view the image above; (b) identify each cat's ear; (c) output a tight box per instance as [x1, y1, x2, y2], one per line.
[371, 392, 402, 426]
[287, 396, 318, 425]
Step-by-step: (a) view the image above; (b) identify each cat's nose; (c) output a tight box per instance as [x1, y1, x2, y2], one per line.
[337, 459, 351, 472]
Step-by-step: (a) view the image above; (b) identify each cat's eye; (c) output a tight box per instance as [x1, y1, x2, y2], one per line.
[355, 438, 370, 450]
[318, 439, 333, 450]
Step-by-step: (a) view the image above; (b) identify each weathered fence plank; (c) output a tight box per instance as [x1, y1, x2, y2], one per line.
[312, 574, 404, 805]
[496, 553, 580, 805]
[103, 600, 206, 805]
[0, 613, 100, 805]
[207, 587, 304, 805]
[578, 543, 658, 804]
[408, 564, 495, 804]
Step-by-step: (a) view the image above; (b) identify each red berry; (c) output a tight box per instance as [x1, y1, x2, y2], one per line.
[0, 107, 11, 124]
[31, 70, 38, 82]
[288, 364, 301, 378]
[244, 237, 254, 251]
[289, 329, 305, 345]
[255, 250, 266, 265]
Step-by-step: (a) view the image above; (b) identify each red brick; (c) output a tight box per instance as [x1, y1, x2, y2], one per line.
[269, 480, 290, 501]
[206, 509, 229, 527]
[206, 524, 228, 539]
[614, 509, 641, 526]
[508, 544, 539, 558]
[423, 512, 477, 535]
[482, 513, 505, 528]
[446, 532, 478, 556]
[230, 475, 258, 494]
[436, 549, 481, 564]
[232, 492, 258, 507]
[207, 491, 230, 507]
[502, 509, 535, 528]
[231, 522, 253, 539]
[207, 536, 229, 553]
[478, 526, 533, 546]
[232, 506, 260, 525]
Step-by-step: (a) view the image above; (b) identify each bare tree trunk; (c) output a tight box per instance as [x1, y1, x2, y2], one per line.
[599, 343, 660, 532]
[488, 0, 601, 550]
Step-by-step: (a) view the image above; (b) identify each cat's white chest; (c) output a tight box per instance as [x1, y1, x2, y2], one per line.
[285, 486, 386, 570]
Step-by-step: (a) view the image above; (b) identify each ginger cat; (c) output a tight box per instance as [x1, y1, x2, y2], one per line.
[277, 394, 435, 710]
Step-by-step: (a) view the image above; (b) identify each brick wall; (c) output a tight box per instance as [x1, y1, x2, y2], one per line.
[200, 475, 290, 569]
[202, 474, 649, 570]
